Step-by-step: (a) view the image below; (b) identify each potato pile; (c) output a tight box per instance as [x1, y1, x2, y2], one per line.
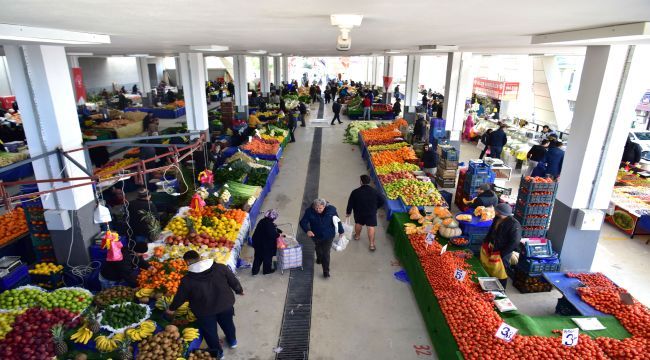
[136, 325, 183, 360]
[94, 286, 136, 307]
[189, 350, 216, 360]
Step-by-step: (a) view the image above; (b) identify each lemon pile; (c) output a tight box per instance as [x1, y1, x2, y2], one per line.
[29, 263, 63, 275]
[164, 217, 189, 237]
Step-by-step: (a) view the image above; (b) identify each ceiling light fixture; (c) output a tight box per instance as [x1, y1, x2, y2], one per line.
[269, 53, 282, 57]
[0, 24, 110, 44]
[189, 45, 229, 52]
[385, 50, 401, 54]
[127, 54, 149, 57]
[247, 50, 267, 55]
[330, 14, 363, 52]
[418, 45, 459, 51]
[67, 52, 93, 56]
[531, 22, 650, 45]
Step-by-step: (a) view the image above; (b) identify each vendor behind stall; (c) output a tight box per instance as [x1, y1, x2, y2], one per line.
[463, 183, 498, 208]
[99, 242, 150, 288]
[128, 188, 159, 243]
[481, 204, 521, 288]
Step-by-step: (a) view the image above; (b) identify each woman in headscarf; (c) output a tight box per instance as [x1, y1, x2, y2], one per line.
[251, 209, 281, 275]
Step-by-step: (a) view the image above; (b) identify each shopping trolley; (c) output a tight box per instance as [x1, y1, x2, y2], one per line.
[275, 223, 303, 274]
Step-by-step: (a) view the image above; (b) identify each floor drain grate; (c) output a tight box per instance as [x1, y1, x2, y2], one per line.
[276, 128, 322, 360]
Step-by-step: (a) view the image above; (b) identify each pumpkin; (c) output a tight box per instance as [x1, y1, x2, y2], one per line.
[432, 217, 443, 225]
[442, 218, 459, 228]
[439, 226, 462, 238]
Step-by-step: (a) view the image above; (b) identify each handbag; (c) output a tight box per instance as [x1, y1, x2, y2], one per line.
[479, 242, 508, 280]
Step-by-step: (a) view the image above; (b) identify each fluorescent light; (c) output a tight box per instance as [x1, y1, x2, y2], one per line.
[418, 45, 458, 51]
[127, 54, 149, 57]
[385, 50, 401, 54]
[532, 22, 650, 45]
[269, 53, 282, 56]
[247, 50, 267, 55]
[110, 55, 125, 57]
[67, 52, 93, 56]
[189, 45, 229, 52]
[0, 23, 110, 44]
[330, 14, 363, 28]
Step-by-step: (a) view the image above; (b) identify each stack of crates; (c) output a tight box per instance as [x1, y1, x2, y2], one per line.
[463, 161, 496, 198]
[435, 145, 459, 188]
[515, 238, 560, 281]
[514, 177, 558, 238]
[20, 185, 57, 264]
[459, 220, 492, 255]
[429, 118, 446, 143]
[512, 268, 553, 293]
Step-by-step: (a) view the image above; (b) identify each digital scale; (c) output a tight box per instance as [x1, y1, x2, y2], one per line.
[478, 277, 505, 292]
[0, 256, 22, 278]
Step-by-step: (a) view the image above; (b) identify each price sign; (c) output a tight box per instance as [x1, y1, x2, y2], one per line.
[228, 167, 233, 171]
[255, 129, 261, 137]
[224, 184, 229, 188]
[562, 328, 579, 347]
[248, 136, 252, 142]
[454, 269, 467, 282]
[425, 233, 435, 245]
[495, 322, 518, 342]
[440, 244, 448, 255]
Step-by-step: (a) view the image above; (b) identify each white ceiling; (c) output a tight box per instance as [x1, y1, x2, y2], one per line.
[1, 0, 650, 56]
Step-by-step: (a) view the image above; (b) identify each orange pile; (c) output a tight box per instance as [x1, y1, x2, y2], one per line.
[0, 208, 28, 246]
[222, 208, 247, 224]
[371, 147, 417, 167]
[137, 258, 187, 295]
[406, 231, 650, 359]
[241, 138, 279, 155]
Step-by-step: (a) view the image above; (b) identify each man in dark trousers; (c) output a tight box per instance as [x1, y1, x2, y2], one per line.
[479, 129, 493, 159]
[483, 204, 521, 288]
[463, 183, 498, 208]
[168, 250, 243, 360]
[298, 101, 307, 127]
[346, 175, 385, 251]
[526, 140, 550, 176]
[300, 199, 344, 278]
[100, 242, 150, 288]
[331, 99, 343, 125]
[393, 98, 402, 118]
[488, 123, 508, 159]
[287, 111, 297, 143]
[127, 188, 159, 243]
[543, 140, 565, 180]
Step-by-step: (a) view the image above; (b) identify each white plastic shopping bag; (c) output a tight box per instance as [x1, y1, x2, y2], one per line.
[342, 218, 355, 240]
[332, 216, 350, 251]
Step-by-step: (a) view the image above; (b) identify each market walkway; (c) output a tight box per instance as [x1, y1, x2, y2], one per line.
[230, 102, 433, 360]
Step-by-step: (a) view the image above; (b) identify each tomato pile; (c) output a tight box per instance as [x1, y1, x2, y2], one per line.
[406, 233, 650, 359]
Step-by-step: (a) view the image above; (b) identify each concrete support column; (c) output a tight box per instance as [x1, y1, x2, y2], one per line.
[5, 45, 97, 265]
[404, 54, 421, 120]
[136, 57, 152, 97]
[67, 55, 79, 68]
[383, 55, 394, 104]
[548, 45, 650, 271]
[273, 56, 282, 88]
[282, 56, 290, 83]
[260, 56, 270, 96]
[233, 55, 249, 117]
[178, 53, 209, 132]
[443, 52, 474, 147]
[203, 57, 209, 83]
[174, 56, 183, 89]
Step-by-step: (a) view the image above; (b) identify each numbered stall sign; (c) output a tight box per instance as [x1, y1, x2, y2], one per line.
[440, 244, 448, 255]
[454, 269, 467, 282]
[562, 328, 579, 347]
[495, 322, 518, 342]
[425, 233, 435, 245]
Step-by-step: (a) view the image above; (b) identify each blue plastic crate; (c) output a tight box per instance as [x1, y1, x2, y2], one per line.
[468, 160, 491, 175]
[519, 177, 558, 192]
[517, 190, 555, 204]
[0, 264, 30, 291]
[517, 255, 560, 275]
[515, 204, 553, 217]
[520, 239, 555, 257]
[430, 118, 446, 129]
[431, 127, 446, 140]
[440, 147, 459, 161]
[522, 228, 548, 238]
[514, 215, 550, 227]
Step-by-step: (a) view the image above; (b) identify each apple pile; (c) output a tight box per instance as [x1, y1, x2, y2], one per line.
[0, 308, 80, 359]
[166, 233, 234, 249]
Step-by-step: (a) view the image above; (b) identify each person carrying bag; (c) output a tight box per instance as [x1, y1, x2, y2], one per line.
[480, 204, 522, 288]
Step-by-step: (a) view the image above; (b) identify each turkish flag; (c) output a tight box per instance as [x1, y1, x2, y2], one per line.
[383, 76, 393, 90]
[72, 67, 87, 105]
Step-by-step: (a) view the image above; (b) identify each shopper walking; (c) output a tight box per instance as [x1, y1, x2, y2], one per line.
[394, 85, 401, 100]
[362, 95, 372, 120]
[346, 175, 385, 251]
[331, 99, 343, 125]
[481, 203, 521, 289]
[463, 183, 498, 208]
[526, 140, 550, 176]
[393, 98, 402, 118]
[287, 111, 297, 143]
[479, 129, 493, 159]
[299, 199, 344, 278]
[168, 250, 243, 359]
[298, 101, 307, 127]
[463, 112, 475, 141]
[488, 123, 508, 159]
[251, 209, 281, 275]
[414, 115, 426, 143]
[543, 140, 565, 180]
[324, 88, 331, 104]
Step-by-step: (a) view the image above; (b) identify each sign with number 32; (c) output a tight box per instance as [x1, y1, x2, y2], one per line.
[562, 328, 579, 347]
[495, 322, 518, 342]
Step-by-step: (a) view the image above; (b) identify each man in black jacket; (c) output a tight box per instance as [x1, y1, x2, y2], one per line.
[422, 144, 437, 175]
[127, 188, 159, 243]
[298, 101, 307, 127]
[622, 138, 642, 166]
[526, 140, 550, 176]
[99, 242, 150, 288]
[346, 175, 385, 251]
[479, 129, 493, 159]
[393, 98, 402, 117]
[488, 124, 508, 159]
[483, 204, 521, 288]
[331, 99, 343, 125]
[464, 183, 498, 208]
[168, 251, 243, 359]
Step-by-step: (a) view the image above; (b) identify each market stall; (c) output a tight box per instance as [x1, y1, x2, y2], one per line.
[605, 170, 650, 237]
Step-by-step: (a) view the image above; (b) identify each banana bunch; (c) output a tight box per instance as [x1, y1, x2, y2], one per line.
[70, 326, 93, 344]
[95, 335, 119, 352]
[126, 320, 156, 341]
[182, 327, 199, 342]
[187, 310, 196, 322]
[136, 288, 154, 298]
[175, 302, 190, 316]
[155, 295, 173, 310]
[113, 332, 126, 342]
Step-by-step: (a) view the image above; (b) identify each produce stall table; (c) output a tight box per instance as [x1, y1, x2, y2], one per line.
[387, 213, 631, 359]
[243, 145, 284, 161]
[93, 119, 144, 139]
[0, 161, 33, 182]
[605, 185, 650, 238]
[124, 107, 186, 119]
[542, 272, 609, 317]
